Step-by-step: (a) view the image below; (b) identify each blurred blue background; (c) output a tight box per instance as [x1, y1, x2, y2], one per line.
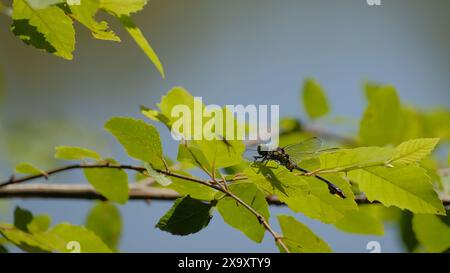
[0, 0, 449, 252]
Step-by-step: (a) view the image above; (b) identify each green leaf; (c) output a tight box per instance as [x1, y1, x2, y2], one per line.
[11, 19, 56, 53]
[334, 204, 384, 235]
[156, 196, 212, 236]
[140, 105, 172, 129]
[420, 157, 443, 190]
[84, 161, 129, 204]
[118, 15, 165, 78]
[413, 214, 450, 253]
[349, 165, 445, 215]
[14, 206, 33, 232]
[15, 162, 46, 176]
[155, 87, 245, 169]
[245, 165, 357, 224]
[0, 221, 112, 253]
[144, 163, 171, 186]
[216, 183, 269, 243]
[0, 223, 52, 252]
[163, 173, 217, 201]
[363, 81, 382, 101]
[390, 138, 440, 164]
[27, 215, 51, 233]
[12, 0, 75, 59]
[319, 147, 395, 170]
[277, 215, 331, 253]
[47, 222, 112, 253]
[54, 146, 101, 161]
[423, 109, 450, 140]
[359, 85, 403, 146]
[398, 107, 425, 141]
[158, 87, 197, 123]
[69, 0, 120, 41]
[196, 139, 245, 169]
[302, 78, 330, 120]
[279, 117, 302, 134]
[98, 0, 147, 15]
[177, 144, 211, 170]
[105, 117, 163, 167]
[86, 202, 122, 250]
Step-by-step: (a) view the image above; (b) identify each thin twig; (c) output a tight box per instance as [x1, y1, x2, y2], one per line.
[0, 163, 245, 188]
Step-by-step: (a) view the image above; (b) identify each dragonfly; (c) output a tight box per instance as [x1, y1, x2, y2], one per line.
[253, 137, 346, 199]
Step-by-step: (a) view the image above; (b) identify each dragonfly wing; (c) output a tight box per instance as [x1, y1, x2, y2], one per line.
[286, 139, 340, 164]
[283, 137, 323, 154]
[284, 137, 323, 163]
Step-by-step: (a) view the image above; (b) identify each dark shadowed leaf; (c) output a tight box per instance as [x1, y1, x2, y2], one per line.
[156, 196, 212, 236]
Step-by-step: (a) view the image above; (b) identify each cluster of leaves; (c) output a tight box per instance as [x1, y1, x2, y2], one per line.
[3, 0, 164, 77]
[0, 205, 118, 252]
[1, 80, 450, 253]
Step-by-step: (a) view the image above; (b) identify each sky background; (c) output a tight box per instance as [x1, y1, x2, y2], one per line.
[0, 0, 449, 252]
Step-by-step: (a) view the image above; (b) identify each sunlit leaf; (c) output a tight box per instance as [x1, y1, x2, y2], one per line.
[390, 138, 440, 164]
[47, 222, 112, 253]
[363, 81, 382, 101]
[15, 162, 46, 176]
[54, 146, 101, 161]
[334, 204, 384, 235]
[11, 19, 56, 53]
[69, 0, 120, 41]
[98, 0, 147, 15]
[105, 117, 163, 168]
[27, 215, 51, 233]
[359, 85, 402, 146]
[423, 109, 450, 140]
[302, 78, 330, 120]
[277, 215, 331, 253]
[177, 144, 211, 170]
[118, 15, 164, 78]
[216, 183, 269, 243]
[84, 159, 129, 204]
[163, 173, 217, 201]
[86, 202, 122, 250]
[245, 165, 357, 223]
[413, 214, 450, 253]
[12, 0, 75, 59]
[349, 164, 445, 215]
[0, 223, 52, 252]
[319, 147, 395, 170]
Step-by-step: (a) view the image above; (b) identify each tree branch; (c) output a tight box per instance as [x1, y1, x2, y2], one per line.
[0, 162, 289, 252]
[1, 183, 449, 206]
